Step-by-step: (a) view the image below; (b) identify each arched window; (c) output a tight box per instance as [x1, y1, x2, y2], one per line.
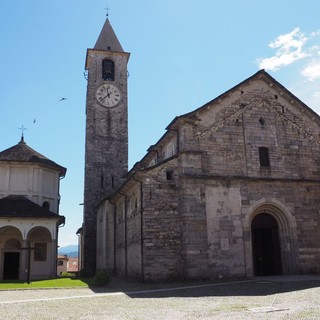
[102, 59, 115, 81]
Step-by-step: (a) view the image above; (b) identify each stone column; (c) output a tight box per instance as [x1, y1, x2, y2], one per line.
[20, 239, 29, 281]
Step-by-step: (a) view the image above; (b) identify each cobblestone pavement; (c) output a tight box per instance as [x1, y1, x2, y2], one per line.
[0, 275, 319, 320]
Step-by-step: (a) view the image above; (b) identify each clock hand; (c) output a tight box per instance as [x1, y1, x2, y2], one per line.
[100, 92, 111, 101]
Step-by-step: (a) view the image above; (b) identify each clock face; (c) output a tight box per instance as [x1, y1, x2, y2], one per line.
[96, 84, 121, 107]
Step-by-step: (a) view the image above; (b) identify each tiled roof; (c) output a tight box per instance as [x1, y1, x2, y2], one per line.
[0, 138, 66, 176]
[0, 195, 65, 225]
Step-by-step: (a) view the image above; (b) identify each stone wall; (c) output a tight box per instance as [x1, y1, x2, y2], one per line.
[205, 182, 245, 278]
[141, 158, 182, 281]
[126, 184, 142, 279]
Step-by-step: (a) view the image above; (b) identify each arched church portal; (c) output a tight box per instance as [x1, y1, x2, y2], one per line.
[0, 227, 23, 280]
[251, 213, 282, 276]
[245, 203, 297, 277]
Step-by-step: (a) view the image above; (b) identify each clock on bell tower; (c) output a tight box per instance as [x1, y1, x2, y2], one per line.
[82, 18, 130, 275]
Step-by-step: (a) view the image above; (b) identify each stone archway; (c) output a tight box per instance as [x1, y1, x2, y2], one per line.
[243, 201, 298, 277]
[27, 226, 56, 279]
[251, 213, 281, 275]
[0, 227, 23, 280]
[27, 227, 52, 262]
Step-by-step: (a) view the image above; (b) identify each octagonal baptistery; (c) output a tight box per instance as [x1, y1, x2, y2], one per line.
[0, 137, 66, 280]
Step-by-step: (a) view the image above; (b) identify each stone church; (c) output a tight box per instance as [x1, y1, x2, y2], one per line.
[81, 18, 320, 281]
[0, 137, 66, 280]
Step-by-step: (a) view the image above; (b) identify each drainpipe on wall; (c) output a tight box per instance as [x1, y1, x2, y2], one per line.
[55, 224, 59, 278]
[76, 226, 83, 277]
[58, 175, 65, 215]
[56, 175, 66, 277]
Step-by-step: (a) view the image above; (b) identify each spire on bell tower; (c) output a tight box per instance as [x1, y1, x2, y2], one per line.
[94, 16, 123, 52]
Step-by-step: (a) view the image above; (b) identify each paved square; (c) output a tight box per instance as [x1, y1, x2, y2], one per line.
[0, 276, 319, 319]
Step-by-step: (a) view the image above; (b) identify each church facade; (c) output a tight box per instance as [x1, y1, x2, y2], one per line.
[0, 138, 66, 280]
[83, 19, 320, 281]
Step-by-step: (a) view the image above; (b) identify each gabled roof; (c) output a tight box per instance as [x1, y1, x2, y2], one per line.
[166, 69, 320, 129]
[0, 138, 66, 177]
[94, 18, 123, 52]
[0, 195, 65, 225]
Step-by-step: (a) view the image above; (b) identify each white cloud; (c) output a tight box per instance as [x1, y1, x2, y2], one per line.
[310, 30, 320, 37]
[257, 27, 308, 71]
[301, 61, 320, 81]
[313, 91, 320, 97]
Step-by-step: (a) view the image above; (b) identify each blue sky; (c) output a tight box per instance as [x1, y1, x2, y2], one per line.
[1, 0, 320, 247]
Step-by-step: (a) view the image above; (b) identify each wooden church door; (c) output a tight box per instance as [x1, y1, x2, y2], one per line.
[251, 213, 282, 276]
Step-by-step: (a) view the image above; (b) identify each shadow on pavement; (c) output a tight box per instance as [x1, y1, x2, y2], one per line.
[86, 275, 320, 298]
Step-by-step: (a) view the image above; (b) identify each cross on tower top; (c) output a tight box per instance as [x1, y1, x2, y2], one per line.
[105, 6, 110, 18]
[18, 124, 27, 140]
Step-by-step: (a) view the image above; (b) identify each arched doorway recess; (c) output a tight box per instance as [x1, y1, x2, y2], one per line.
[0, 226, 23, 280]
[251, 213, 281, 275]
[3, 239, 21, 280]
[245, 202, 298, 277]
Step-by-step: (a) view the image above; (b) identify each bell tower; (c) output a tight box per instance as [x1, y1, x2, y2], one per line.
[83, 18, 130, 274]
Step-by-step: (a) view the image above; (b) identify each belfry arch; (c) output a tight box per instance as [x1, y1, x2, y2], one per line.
[244, 201, 298, 277]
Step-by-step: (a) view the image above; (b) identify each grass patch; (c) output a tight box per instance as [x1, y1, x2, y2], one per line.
[0, 277, 95, 290]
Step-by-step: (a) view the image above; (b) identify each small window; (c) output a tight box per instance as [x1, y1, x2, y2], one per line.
[111, 176, 115, 189]
[259, 117, 265, 125]
[102, 59, 115, 81]
[34, 243, 47, 261]
[166, 170, 174, 180]
[58, 260, 64, 266]
[100, 173, 104, 188]
[42, 201, 50, 210]
[259, 147, 270, 167]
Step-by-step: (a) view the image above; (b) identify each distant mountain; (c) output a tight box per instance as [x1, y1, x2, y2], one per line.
[58, 244, 78, 257]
